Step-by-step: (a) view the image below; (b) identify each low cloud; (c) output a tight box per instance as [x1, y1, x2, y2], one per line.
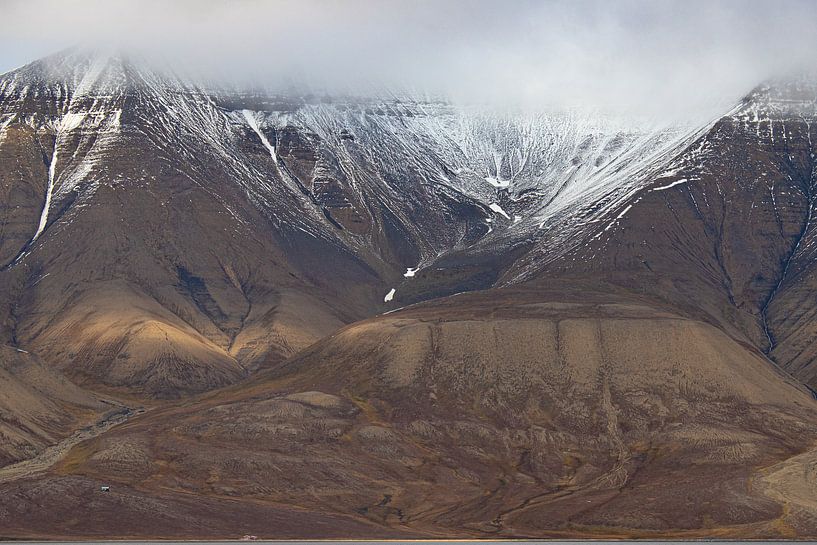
[2, 0, 817, 119]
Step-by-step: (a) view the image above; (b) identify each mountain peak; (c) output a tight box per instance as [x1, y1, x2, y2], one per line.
[736, 73, 817, 119]
[0, 46, 203, 104]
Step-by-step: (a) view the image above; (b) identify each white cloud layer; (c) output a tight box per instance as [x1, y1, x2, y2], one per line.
[2, 0, 817, 119]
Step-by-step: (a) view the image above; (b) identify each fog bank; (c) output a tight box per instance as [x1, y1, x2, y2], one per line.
[2, 0, 817, 119]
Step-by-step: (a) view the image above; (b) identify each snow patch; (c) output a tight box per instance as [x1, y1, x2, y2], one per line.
[0, 114, 16, 145]
[59, 111, 88, 133]
[384, 288, 396, 302]
[488, 203, 510, 219]
[485, 176, 510, 188]
[404, 267, 417, 277]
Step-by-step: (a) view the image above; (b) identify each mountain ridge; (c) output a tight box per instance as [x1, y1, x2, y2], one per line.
[3, 49, 817, 538]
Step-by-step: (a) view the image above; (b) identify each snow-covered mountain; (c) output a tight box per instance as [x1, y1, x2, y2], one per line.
[4, 48, 817, 389]
[0, 49, 701, 265]
[6, 48, 817, 540]
[0, 49, 786, 383]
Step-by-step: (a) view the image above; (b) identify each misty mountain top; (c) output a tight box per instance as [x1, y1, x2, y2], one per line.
[3, 0, 817, 120]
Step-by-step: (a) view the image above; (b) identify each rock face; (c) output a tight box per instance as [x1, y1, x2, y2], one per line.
[3, 49, 817, 539]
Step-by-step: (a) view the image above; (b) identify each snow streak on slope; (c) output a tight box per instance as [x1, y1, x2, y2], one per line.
[32, 145, 59, 244]
[652, 178, 688, 191]
[0, 51, 127, 264]
[242, 109, 278, 162]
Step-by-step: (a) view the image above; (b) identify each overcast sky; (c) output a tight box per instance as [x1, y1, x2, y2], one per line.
[2, 0, 817, 119]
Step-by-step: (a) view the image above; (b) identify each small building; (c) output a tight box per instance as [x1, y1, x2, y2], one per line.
[100, 485, 110, 492]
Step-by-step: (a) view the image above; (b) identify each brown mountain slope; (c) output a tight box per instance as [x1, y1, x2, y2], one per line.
[0, 345, 107, 467]
[0, 50, 500, 399]
[0, 174, 376, 397]
[0, 53, 394, 398]
[7, 287, 816, 539]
